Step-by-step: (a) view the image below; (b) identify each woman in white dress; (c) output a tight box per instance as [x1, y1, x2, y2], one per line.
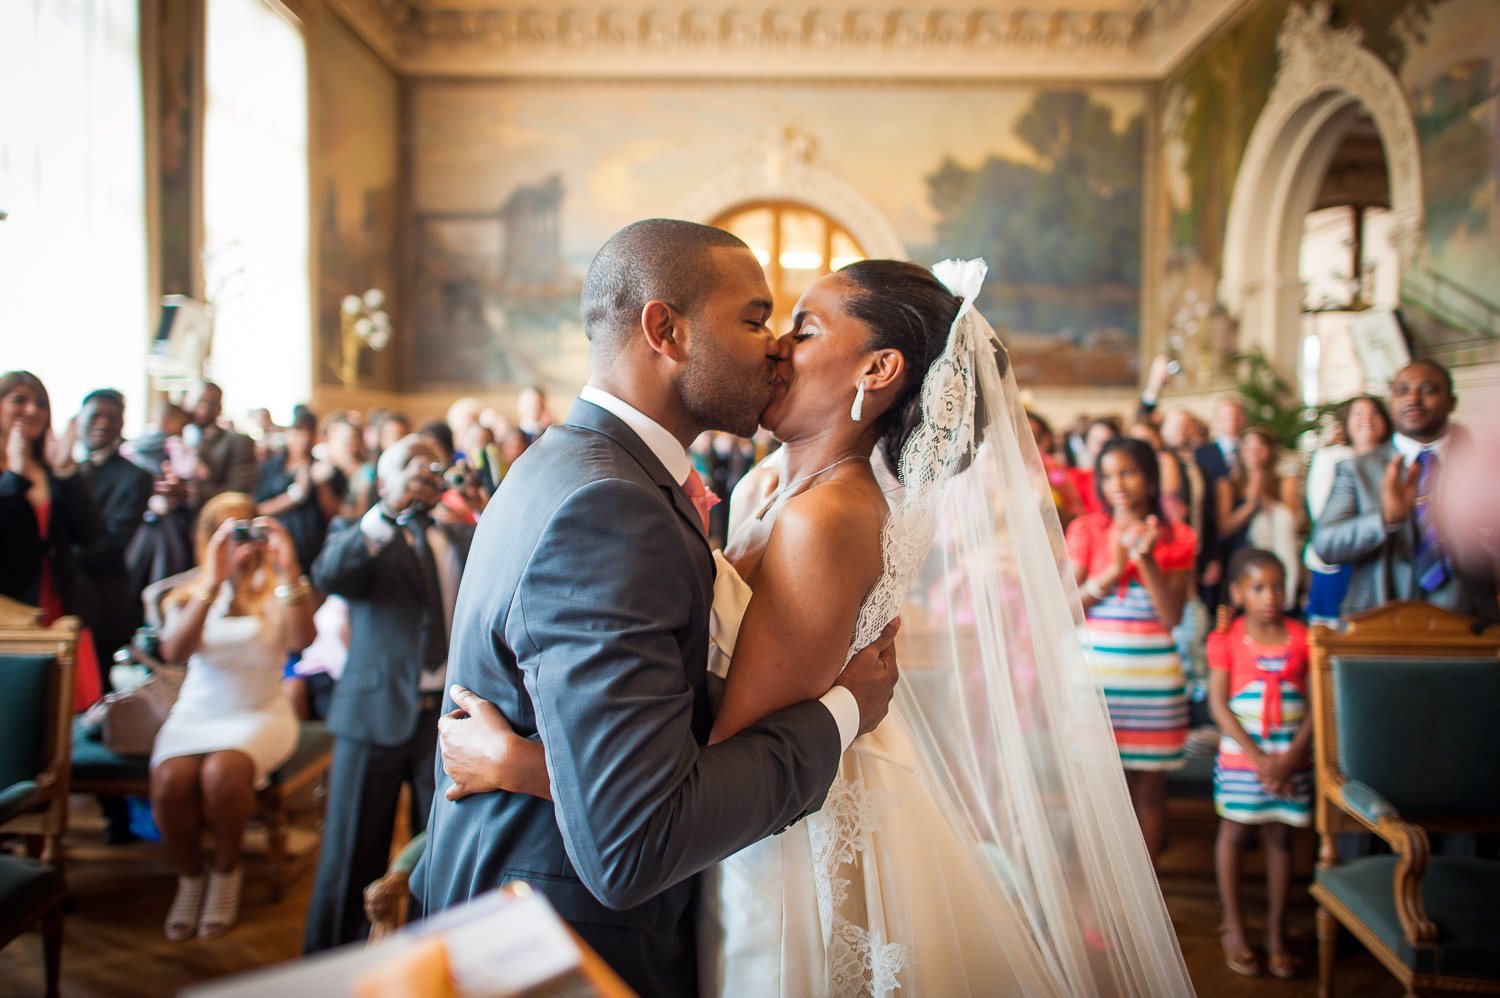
[1215, 427, 1304, 610]
[151, 492, 315, 940]
[441, 260, 1194, 996]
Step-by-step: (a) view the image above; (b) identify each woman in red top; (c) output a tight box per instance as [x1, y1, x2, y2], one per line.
[0, 371, 105, 711]
[1065, 437, 1197, 867]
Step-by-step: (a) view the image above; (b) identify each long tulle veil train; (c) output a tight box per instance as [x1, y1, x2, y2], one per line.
[856, 259, 1195, 996]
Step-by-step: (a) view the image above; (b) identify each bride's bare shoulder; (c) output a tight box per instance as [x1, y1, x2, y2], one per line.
[767, 477, 886, 580]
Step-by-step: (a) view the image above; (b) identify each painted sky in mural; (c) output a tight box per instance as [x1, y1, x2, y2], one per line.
[410, 80, 1147, 390]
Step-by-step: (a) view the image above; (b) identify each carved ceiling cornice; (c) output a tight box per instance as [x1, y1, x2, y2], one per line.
[325, 1, 1251, 80]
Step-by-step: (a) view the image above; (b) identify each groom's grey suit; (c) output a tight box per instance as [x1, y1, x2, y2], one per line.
[412, 398, 845, 997]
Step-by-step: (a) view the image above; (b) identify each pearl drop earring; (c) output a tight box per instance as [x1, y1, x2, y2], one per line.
[851, 381, 866, 422]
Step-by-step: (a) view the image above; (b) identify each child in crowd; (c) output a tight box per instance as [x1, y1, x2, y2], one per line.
[1209, 547, 1312, 980]
[1066, 436, 1197, 867]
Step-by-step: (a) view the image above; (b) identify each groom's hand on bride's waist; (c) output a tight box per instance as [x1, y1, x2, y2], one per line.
[837, 618, 901, 738]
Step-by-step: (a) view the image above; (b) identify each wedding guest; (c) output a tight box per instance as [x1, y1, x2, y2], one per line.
[151, 494, 313, 940]
[419, 420, 456, 468]
[1216, 427, 1302, 610]
[1195, 398, 1249, 610]
[1161, 408, 1209, 542]
[324, 413, 376, 519]
[73, 389, 154, 692]
[255, 407, 345, 574]
[184, 382, 257, 508]
[1066, 437, 1197, 865]
[446, 398, 484, 458]
[517, 384, 554, 442]
[123, 401, 191, 476]
[1313, 360, 1497, 620]
[1129, 420, 1186, 524]
[376, 411, 412, 454]
[303, 435, 473, 950]
[248, 407, 284, 463]
[1209, 548, 1311, 980]
[1028, 410, 1085, 526]
[1066, 418, 1121, 515]
[1304, 395, 1391, 624]
[0, 371, 106, 711]
[499, 425, 530, 474]
[459, 420, 503, 497]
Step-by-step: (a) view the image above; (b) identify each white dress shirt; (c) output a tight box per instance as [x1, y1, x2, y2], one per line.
[579, 385, 860, 752]
[1391, 430, 1447, 465]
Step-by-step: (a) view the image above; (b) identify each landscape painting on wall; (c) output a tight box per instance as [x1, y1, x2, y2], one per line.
[409, 80, 1147, 392]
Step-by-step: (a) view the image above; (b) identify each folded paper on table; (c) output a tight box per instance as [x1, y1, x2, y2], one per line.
[183, 885, 590, 998]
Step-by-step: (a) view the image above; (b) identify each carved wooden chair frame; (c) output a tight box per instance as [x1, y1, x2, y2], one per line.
[1307, 600, 1500, 998]
[0, 595, 81, 868]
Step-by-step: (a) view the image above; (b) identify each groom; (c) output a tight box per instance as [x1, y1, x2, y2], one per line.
[412, 219, 899, 996]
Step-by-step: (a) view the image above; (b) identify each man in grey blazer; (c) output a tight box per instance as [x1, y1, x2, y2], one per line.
[412, 220, 898, 997]
[1313, 360, 1497, 621]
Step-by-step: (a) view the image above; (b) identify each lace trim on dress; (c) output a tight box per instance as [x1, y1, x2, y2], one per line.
[813, 260, 990, 997]
[808, 777, 911, 997]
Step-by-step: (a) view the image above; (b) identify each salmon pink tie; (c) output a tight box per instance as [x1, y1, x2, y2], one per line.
[683, 468, 720, 532]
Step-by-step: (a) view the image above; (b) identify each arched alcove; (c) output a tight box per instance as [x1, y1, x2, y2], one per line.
[1218, 1, 1425, 374]
[676, 128, 907, 264]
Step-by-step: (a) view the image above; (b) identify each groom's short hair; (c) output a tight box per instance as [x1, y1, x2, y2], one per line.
[582, 219, 751, 366]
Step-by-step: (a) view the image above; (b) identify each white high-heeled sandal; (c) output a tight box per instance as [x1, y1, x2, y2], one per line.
[198, 867, 242, 939]
[165, 874, 205, 941]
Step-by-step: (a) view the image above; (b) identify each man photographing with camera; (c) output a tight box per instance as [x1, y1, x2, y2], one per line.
[303, 434, 474, 950]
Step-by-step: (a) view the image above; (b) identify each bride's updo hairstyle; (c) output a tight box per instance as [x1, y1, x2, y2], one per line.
[836, 260, 963, 472]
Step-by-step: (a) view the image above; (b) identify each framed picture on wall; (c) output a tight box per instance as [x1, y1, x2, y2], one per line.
[1347, 309, 1411, 388]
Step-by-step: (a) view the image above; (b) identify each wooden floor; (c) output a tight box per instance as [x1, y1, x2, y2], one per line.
[1, 802, 1409, 997]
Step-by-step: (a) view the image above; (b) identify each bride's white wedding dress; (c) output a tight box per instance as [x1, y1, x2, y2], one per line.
[694, 259, 1193, 998]
[698, 552, 1065, 998]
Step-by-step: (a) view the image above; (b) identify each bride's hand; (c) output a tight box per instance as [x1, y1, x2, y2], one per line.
[439, 685, 551, 801]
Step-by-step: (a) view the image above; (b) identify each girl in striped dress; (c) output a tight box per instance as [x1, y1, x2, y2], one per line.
[1066, 437, 1197, 867]
[1208, 548, 1312, 980]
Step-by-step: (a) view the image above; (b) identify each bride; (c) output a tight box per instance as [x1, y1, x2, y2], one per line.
[439, 259, 1194, 997]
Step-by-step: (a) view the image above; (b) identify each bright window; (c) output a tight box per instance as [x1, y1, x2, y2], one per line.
[712, 203, 866, 334]
[0, 0, 149, 431]
[203, 0, 309, 425]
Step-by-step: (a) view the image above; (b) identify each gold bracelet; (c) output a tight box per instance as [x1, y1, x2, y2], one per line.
[276, 577, 312, 606]
[192, 585, 218, 604]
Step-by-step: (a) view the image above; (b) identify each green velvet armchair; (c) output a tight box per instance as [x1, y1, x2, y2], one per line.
[0, 596, 80, 870]
[1308, 601, 1500, 998]
[0, 781, 68, 998]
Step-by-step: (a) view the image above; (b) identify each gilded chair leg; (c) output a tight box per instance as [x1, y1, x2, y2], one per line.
[1316, 906, 1337, 998]
[42, 904, 64, 998]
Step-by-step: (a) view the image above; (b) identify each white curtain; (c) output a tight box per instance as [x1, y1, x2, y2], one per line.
[203, 0, 309, 427]
[0, 0, 149, 432]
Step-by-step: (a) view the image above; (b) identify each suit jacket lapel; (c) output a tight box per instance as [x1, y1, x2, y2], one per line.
[565, 399, 709, 545]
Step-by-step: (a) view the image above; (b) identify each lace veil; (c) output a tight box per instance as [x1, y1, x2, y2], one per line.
[848, 259, 1195, 996]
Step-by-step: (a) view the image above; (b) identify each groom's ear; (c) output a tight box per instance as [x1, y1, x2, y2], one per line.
[640, 300, 686, 363]
[864, 349, 905, 393]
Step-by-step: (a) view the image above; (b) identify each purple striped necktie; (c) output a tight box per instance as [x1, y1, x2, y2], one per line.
[1413, 449, 1450, 594]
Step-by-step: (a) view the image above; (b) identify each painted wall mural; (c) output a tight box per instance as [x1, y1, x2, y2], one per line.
[1158, 0, 1500, 372]
[313, 9, 401, 388]
[409, 80, 1147, 391]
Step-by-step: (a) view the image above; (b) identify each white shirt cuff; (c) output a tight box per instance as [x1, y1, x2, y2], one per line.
[359, 504, 397, 553]
[818, 685, 860, 753]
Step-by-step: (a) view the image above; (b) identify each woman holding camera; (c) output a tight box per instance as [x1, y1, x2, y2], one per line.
[151, 492, 316, 941]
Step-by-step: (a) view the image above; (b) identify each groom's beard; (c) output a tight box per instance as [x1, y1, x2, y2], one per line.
[679, 352, 774, 439]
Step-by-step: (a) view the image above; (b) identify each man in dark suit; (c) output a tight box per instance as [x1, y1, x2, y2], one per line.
[303, 434, 474, 950]
[412, 220, 898, 998]
[72, 389, 154, 692]
[184, 382, 257, 506]
[1193, 397, 1247, 609]
[1313, 360, 1496, 621]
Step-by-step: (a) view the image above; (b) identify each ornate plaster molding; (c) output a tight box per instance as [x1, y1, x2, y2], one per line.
[675, 128, 908, 260]
[1219, 0, 1426, 316]
[326, 0, 1249, 80]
